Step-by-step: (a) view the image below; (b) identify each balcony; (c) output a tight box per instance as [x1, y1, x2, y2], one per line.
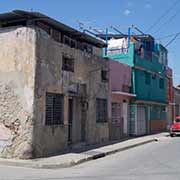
[104, 43, 135, 67]
[135, 50, 166, 75]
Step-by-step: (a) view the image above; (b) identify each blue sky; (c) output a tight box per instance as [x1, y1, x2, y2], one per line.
[0, 0, 180, 85]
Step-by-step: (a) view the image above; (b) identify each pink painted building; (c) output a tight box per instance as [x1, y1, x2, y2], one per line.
[109, 59, 136, 140]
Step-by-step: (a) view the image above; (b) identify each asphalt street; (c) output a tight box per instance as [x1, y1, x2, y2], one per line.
[0, 136, 179, 180]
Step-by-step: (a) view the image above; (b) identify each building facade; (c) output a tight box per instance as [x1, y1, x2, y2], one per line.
[174, 86, 180, 117]
[108, 59, 135, 140]
[104, 34, 172, 135]
[0, 10, 110, 159]
[166, 67, 174, 128]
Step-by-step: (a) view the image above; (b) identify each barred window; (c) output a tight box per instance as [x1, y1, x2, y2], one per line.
[51, 29, 61, 42]
[63, 35, 77, 49]
[46, 93, 64, 125]
[63, 35, 71, 46]
[62, 55, 74, 72]
[82, 43, 93, 54]
[96, 98, 108, 123]
[101, 70, 108, 82]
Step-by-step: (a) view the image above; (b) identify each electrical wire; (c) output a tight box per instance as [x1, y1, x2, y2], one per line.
[165, 31, 180, 47]
[146, 0, 180, 33]
[153, 7, 180, 35]
[156, 32, 180, 40]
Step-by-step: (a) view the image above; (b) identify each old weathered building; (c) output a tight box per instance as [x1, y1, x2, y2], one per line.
[0, 10, 110, 159]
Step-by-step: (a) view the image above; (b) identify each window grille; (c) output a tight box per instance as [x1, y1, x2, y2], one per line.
[46, 93, 64, 125]
[101, 70, 108, 82]
[96, 98, 108, 123]
[62, 55, 74, 72]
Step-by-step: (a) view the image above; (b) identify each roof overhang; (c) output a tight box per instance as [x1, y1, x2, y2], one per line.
[0, 10, 107, 48]
[135, 100, 167, 106]
[112, 91, 136, 97]
[97, 33, 155, 41]
[169, 103, 175, 105]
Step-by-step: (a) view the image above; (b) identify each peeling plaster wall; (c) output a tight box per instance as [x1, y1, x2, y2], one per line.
[0, 26, 36, 159]
[33, 27, 109, 157]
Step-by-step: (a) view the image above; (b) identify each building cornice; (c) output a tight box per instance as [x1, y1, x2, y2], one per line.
[112, 91, 136, 97]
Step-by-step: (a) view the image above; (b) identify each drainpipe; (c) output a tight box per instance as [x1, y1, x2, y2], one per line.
[105, 28, 109, 56]
[132, 68, 136, 95]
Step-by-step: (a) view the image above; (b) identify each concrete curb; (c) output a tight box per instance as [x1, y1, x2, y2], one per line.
[40, 138, 158, 169]
[104, 139, 157, 156]
[0, 138, 158, 169]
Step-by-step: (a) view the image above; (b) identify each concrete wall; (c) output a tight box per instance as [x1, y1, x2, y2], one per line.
[129, 103, 167, 135]
[135, 53, 167, 75]
[109, 60, 132, 139]
[134, 68, 167, 103]
[105, 43, 134, 67]
[0, 26, 36, 159]
[33, 27, 109, 157]
[109, 60, 131, 92]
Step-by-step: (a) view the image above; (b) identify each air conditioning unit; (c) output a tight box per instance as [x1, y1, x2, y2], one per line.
[68, 83, 79, 94]
[68, 83, 87, 97]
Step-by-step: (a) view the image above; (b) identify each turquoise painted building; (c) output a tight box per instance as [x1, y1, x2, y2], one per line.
[104, 34, 168, 135]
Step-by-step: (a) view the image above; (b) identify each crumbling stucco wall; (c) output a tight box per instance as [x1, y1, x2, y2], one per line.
[33, 27, 109, 157]
[0, 26, 36, 159]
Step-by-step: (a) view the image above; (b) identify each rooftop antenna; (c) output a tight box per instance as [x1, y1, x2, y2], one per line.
[77, 20, 86, 31]
[110, 26, 124, 35]
[89, 26, 105, 34]
[77, 20, 106, 39]
[113, 25, 131, 31]
[132, 25, 144, 35]
[77, 20, 93, 31]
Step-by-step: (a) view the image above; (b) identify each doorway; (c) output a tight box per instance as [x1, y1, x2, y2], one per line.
[123, 102, 128, 135]
[136, 106, 146, 135]
[81, 107, 86, 142]
[68, 98, 73, 143]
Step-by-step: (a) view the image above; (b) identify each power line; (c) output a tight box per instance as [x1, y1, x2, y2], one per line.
[153, 7, 180, 35]
[156, 32, 180, 40]
[146, 0, 180, 33]
[165, 31, 180, 47]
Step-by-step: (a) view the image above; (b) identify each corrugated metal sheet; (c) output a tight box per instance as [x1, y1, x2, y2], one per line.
[0, 10, 106, 48]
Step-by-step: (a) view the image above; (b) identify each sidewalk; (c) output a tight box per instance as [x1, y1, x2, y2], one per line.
[0, 132, 169, 169]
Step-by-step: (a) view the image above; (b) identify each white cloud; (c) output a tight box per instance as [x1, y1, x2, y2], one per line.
[145, 3, 152, 9]
[124, 9, 131, 16]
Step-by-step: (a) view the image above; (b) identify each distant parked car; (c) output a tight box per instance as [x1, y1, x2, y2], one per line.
[170, 116, 180, 137]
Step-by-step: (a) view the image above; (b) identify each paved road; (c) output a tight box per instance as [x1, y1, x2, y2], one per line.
[0, 136, 180, 180]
